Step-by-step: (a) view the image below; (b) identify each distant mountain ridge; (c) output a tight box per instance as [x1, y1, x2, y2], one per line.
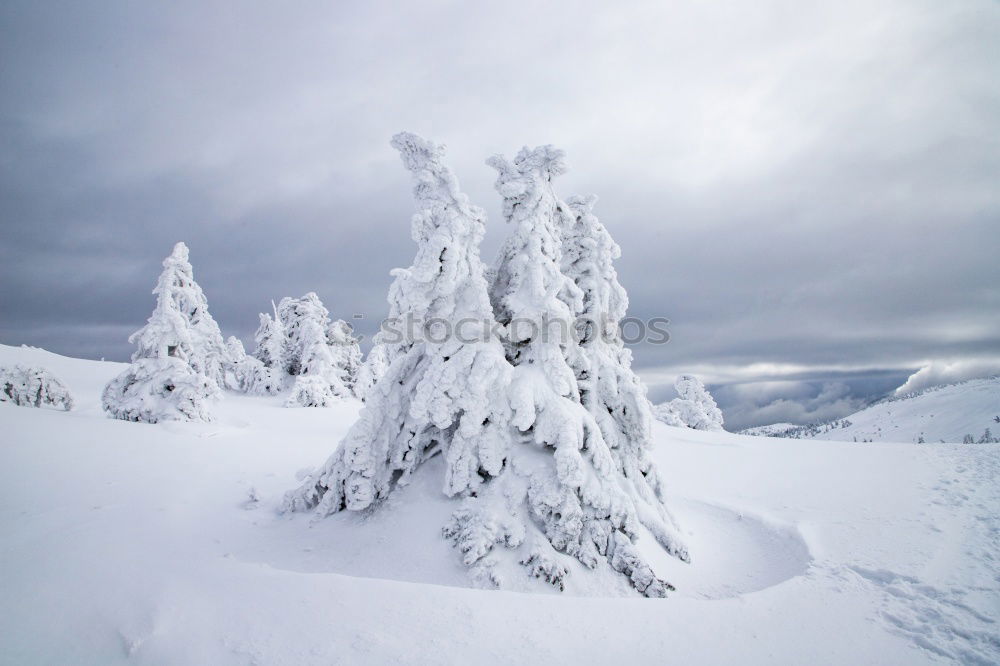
[739, 376, 1000, 444]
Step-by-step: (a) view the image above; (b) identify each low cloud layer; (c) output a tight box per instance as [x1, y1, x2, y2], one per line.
[2, 1, 998, 428]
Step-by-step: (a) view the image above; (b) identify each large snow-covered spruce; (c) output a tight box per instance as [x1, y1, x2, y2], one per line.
[1, 365, 74, 411]
[466, 145, 686, 595]
[559, 193, 688, 561]
[285, 132, 512, 516]
[102, 242, 222, 423]
[286, 136, 687, 597]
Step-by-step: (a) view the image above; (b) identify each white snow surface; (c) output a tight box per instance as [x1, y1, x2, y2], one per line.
[2, 343, 998, 664]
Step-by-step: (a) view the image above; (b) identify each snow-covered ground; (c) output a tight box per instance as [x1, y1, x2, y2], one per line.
[2, 343, 998, 664]
[740, 378, 1000, 444]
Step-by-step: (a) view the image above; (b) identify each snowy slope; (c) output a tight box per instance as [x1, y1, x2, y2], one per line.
[741, 378, 1000, 444]
[2, 344, 998, 664]
[737, 422, 801, 437]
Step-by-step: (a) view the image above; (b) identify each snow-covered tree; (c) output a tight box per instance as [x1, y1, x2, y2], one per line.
[558, 193, 686, 565]
[287, 136, 687, 597]
[285, 318, 353, 406]
[653, 374, 725, 431]
[0, 365, 74, 411]
[353, 343, 390, 401]
[285, 131, 512, 533]
[223, 336, 281, 396]
[102, 357, 220, 423]
[253, 310, 286, 370]
[102, 242, 221, 423]
[127, 242, 229, 388]
[451, 145, 686, 596]
[326, 319, 363, 391]
[272, 293, 361, 406]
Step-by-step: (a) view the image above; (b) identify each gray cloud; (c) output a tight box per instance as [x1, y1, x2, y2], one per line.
[2, 1, 998, 428]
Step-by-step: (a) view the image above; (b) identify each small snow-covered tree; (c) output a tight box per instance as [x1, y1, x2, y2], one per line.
[0, 365, 74, 411]
[285, 131, 512, 528]
[274, 293, 361, 406]
[285, 318, 353, 406]
[103, 242, 221, 422]
[253, 310, 286, 370]
[128, 242, 229, 388]
[353, 342, 390, 401]
[223, 336, 281, 395]
[653, 374, 724, 431]
[326, 319, 363, 391]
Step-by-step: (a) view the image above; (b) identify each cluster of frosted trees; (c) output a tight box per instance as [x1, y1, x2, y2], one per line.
[285, 133, 689, 597]
[102, 242, 362, 423]
[652, 374, 725, 431]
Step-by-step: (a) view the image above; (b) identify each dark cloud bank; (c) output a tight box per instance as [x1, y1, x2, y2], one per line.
[2, 1, 998, 430]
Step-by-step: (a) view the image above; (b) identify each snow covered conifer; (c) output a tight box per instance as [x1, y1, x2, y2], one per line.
[353, 343, 390, 401]
[456, 145, 687, 596]
[1, 365, 74, 411]
[285, 132, 512, 523]
[223, 336, 281, 395]
[253, 310, 285, 370]
[558, 193, 686, 562]
[284, 318, 352, 406]
[653, 374, 724, 431]
[127, 242, 229, 388]
[274, 293, 358, 406]
[102, 242, 221, 423]
[326, 319, 363, 392]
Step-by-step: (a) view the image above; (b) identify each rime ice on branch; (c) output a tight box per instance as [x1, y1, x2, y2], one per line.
[102, 242, 222, 423]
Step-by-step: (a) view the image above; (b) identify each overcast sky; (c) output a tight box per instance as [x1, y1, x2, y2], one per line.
[2, 1, 998, 429]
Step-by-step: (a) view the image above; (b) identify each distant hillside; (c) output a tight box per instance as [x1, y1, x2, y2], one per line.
[739, 377, 1000, 444]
